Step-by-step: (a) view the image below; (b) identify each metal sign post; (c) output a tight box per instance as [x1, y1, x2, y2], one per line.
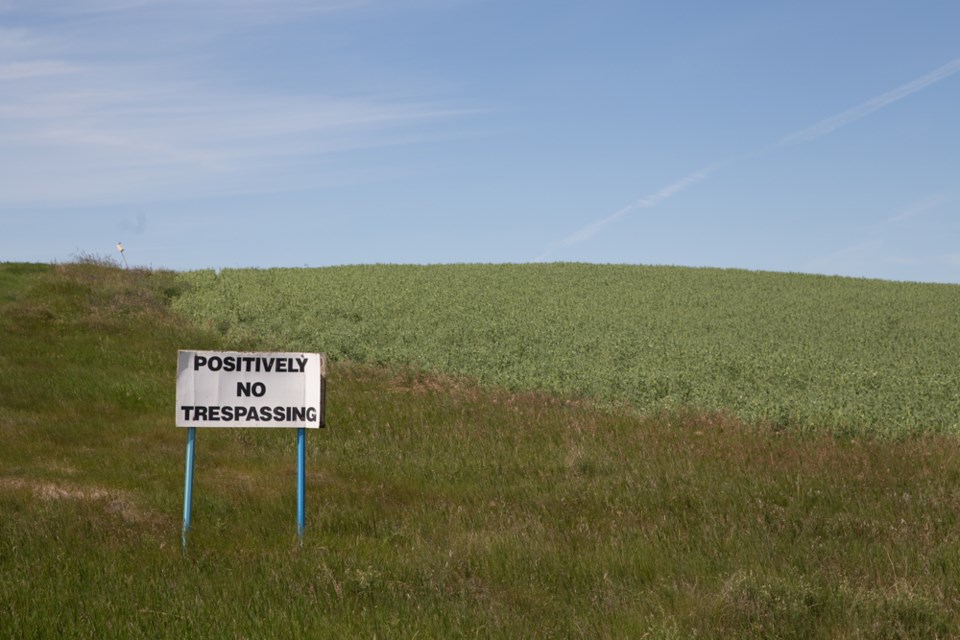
[297, 427, 306, 545]
[182, 427, 196, 551]
[175, 350, 326, 551]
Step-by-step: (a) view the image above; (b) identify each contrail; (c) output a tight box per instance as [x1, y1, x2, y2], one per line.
[537, 156, 739, 260]
[537, 165, 714, 260]
[885, 194, 947, 224]
[541, 57, 960, 259]
[780, 57, 960, 145]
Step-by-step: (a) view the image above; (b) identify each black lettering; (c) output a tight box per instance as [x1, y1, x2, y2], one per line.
[252, 382, 266, 397]
[273, 406, 286, 421]
[234, 406, 248, 419]
[277, 359, 288, 373]
[237, 382, 254, 397]
[195, 406, 208, 420]
[262, 358, 275, 372]
[296, 357, 308, 372]
[221, 406, 233, 421]
[306, 407, 317, 422]
[194, 355, 207, 371]
[291, 406, 306, 422]
[223, 356, 236, 372]
[180, 406, 194, 420]
[209, 407, 220, 420]
[208, 356, 222, 372]
[244, 356, 256, 372]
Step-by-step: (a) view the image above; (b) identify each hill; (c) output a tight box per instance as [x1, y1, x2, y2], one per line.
[2, 261, 960, 638]
[174, 263, 960, 435]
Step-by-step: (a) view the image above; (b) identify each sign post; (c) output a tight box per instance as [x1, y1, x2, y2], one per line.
[176, 350, 326, 550]
[297, 427, 306, 542]
[182, 427, 196, 550]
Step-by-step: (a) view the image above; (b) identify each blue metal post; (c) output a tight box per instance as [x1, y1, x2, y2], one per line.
[182, 427, 196, 551]
[297, 427, 306, 544]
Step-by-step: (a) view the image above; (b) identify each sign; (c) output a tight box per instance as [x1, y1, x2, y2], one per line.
[176, 350, 326, 428]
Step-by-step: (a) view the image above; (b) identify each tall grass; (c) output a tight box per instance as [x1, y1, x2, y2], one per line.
[2, 262, 960, 637]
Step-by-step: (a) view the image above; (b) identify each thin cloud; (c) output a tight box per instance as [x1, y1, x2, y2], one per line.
[0, 0, 414, 31]
[0, 28, 47, 51]
[780, 58, 960, 145]
[885, 194, 947, 224]
[544, 57, 960, 259]
[0, 61, 75, 81]
[0, 0, 370, 16]
[806, 239, 886, 274]
[807, 193, 952, 278]
[0, 0, 475, 206]
[539, 166, 714, 260]
[0, 83, 471, 204]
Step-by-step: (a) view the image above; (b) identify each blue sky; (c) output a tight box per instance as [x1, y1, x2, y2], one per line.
[1, 0, 958, 283]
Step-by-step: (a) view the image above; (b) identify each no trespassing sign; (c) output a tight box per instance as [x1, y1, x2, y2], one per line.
[176, 350, 326, 428]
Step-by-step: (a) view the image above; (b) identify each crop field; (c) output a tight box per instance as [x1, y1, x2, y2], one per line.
[4, 261, 960, 638]
[174, 264, 960, 436]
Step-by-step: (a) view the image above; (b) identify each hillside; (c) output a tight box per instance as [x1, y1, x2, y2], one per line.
[3, 261, 960, 638]
[174, 264, 960, 435]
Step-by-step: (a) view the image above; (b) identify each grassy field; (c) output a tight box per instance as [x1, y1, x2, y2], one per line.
[173, 264, 960, 436]
[3, 261, 960, 638]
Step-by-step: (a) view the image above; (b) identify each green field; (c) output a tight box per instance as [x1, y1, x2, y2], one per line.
[174, 264, 960, 436]
[3, 261, 960, 638]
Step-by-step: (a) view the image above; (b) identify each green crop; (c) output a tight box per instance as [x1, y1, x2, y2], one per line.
[173, 264, 960, 435]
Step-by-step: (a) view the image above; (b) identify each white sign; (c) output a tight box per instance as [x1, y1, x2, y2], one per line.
[176, 350, 326, 428]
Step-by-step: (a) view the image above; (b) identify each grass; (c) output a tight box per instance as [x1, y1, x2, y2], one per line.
[3, 261, 960, 637]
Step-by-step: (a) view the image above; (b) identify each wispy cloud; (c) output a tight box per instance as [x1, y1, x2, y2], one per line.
[885, 194, 946, 224]
[1, 84, 470, 204]
[0, 0, 474, 207]
[543, 57, 960, 259]
[780, 58, 960, 145]
[0, 60, 76, 81]
[0, 27, 48, 51]
[806, 239, 887, 275]
[537, 165, 714, 260]
[0, 0, 370, 18]
[806, 194, 953, 278]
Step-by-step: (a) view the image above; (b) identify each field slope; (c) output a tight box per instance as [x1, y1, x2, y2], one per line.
[174, 264, 960, 435]
[3, 261, 960, 638]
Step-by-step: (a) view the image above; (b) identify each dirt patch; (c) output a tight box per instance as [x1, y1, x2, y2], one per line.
[0, 477, 151, 524]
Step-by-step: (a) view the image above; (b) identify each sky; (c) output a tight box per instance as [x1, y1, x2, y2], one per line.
[1, 0, 958, 283]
